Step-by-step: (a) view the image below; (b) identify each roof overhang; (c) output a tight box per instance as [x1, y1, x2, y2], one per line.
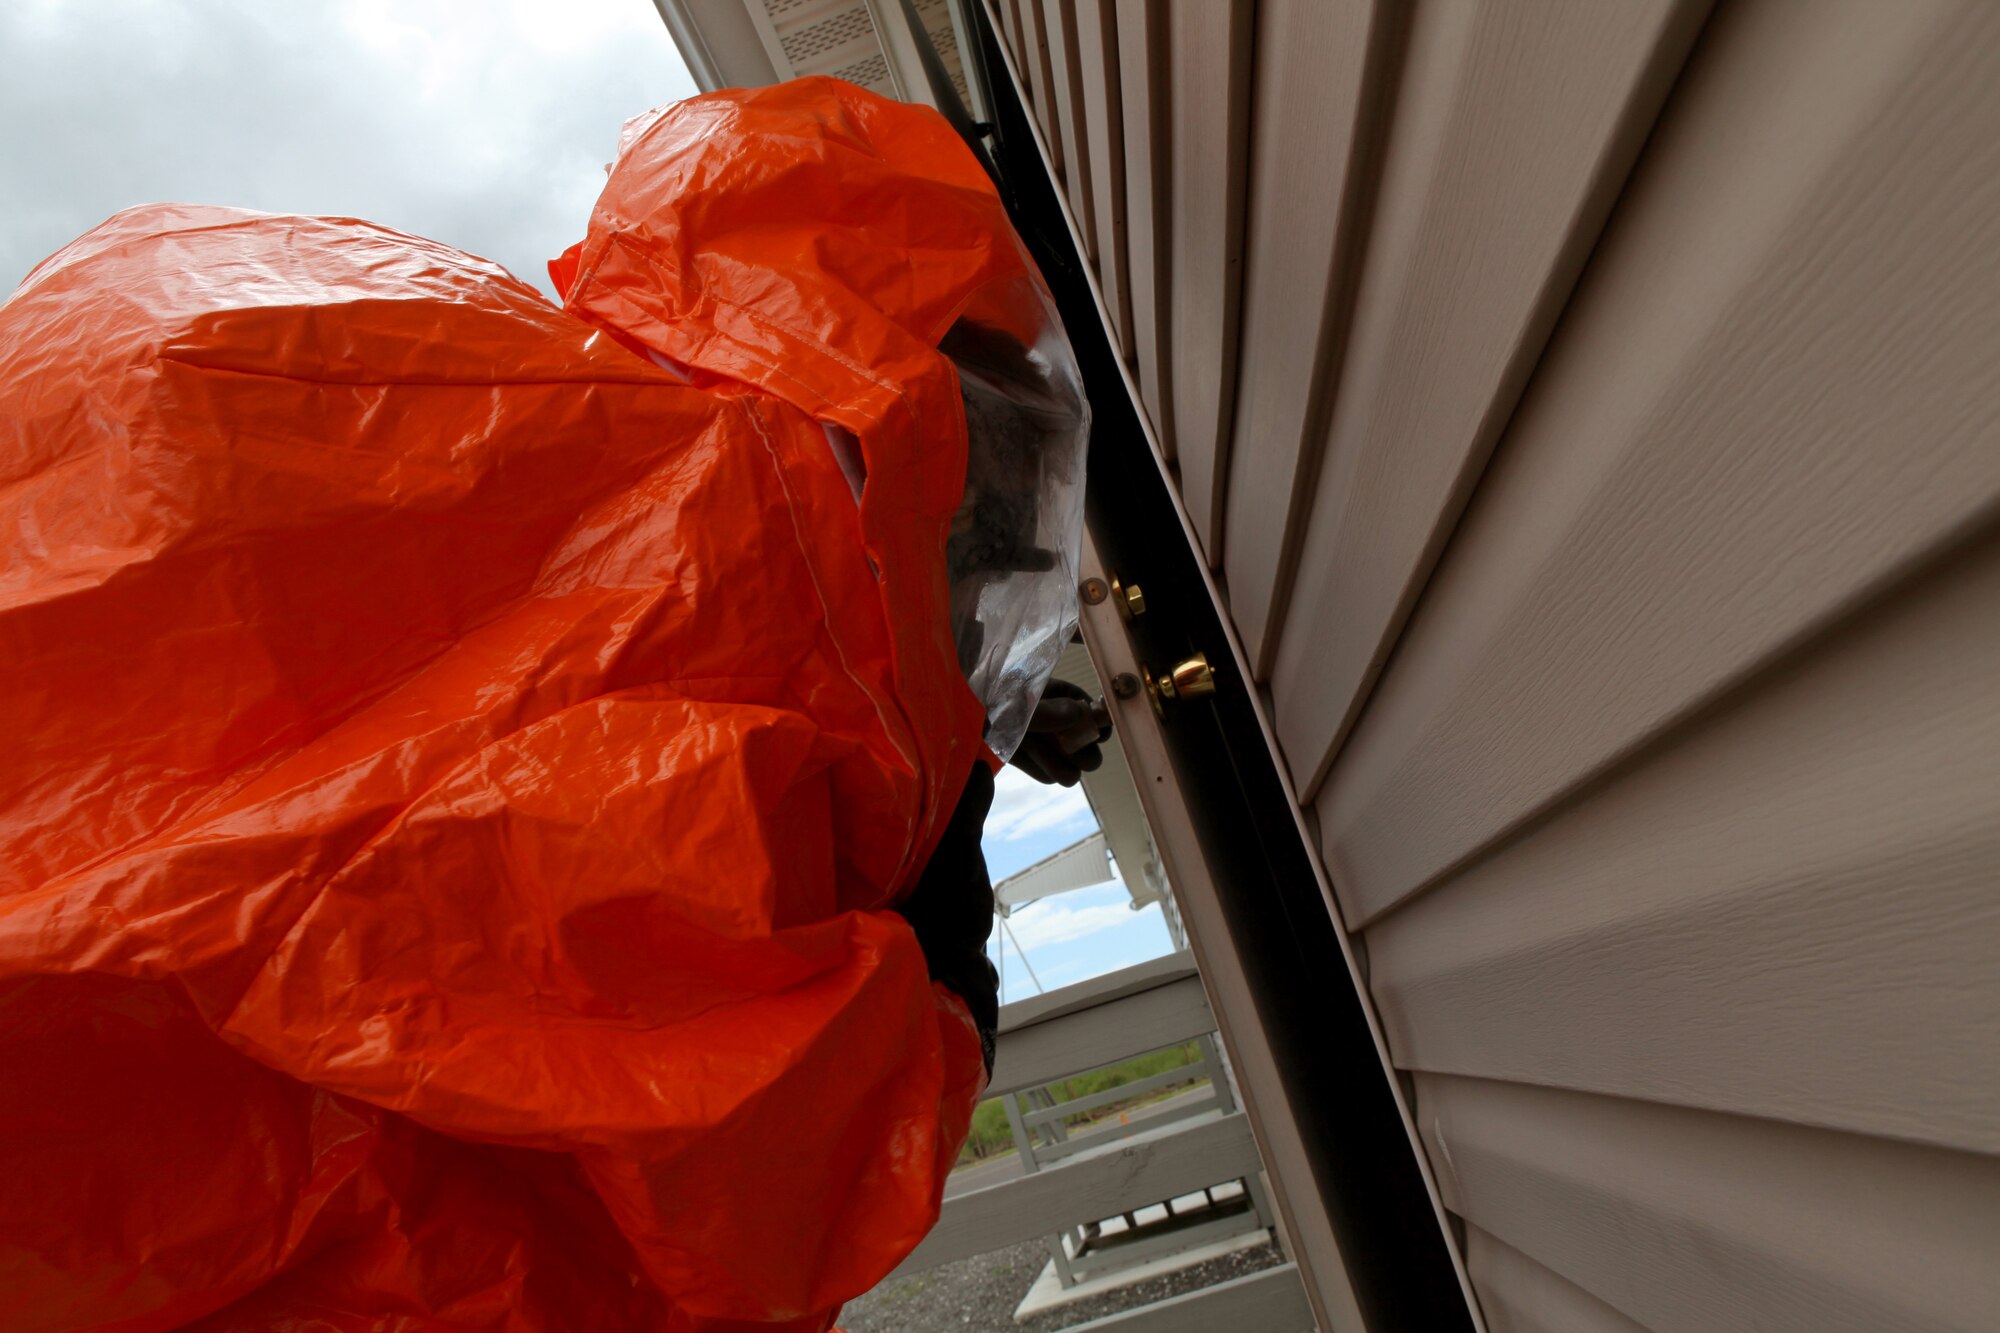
[651, 0, 987, 120]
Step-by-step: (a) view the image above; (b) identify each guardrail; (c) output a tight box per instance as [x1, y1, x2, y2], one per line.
[888, 953, 1315, 1330]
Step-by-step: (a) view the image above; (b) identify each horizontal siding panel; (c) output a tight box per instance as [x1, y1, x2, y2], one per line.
[1464, 1225, 1648, 1333]
[1071, 0, 1129, 346]
[1163, 0, 1253, 559]
[999, 0, 2000, 1327]
[1017, 0, 1063, 172]
[1220, 0, 1386, 671]
[1039, 0, 1096, 257]
[997, 0, 1025, 67]
[1365, 527, 2000, 1154]
[1113, 0, 1171, 455]
[1417, 1074, 2000, 1332]
[1266, 0, 1708, 786]
[1317, 0, 2000, 924]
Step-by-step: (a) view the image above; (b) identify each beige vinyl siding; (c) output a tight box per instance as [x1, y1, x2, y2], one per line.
[1220, 0, 1386, 672]
[1465, 1226, 1651, 1333]
[1160, 0, 1253, 559]
[996, 0, 2000, 1327]
[1070, 0, 1128, 346]
[1037, 0, 1095, 256]
[1016, 0, 1062, 173]
[1112, 0, 1172, 457]
[1266, 0, 1708, 781]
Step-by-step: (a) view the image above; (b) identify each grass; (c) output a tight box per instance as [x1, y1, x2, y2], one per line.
[961, 1098, 1018, 1162]
[955, 1042, 1207, 1163]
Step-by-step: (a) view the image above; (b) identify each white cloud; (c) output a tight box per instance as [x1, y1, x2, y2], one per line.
[1, 0, 696, 296]
[984, 764, 1095, 842]
[1005, 898, 1140, 952]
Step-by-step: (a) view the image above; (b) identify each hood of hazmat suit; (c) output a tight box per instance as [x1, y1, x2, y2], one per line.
[0, 77, 1086, 1332]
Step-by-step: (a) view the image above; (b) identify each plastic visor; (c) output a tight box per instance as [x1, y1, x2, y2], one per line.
[943, 274, 1091, 760]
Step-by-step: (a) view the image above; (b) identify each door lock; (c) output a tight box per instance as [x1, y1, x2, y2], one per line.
[1111, 575, 1146, 620]
[1144, 653, 1217, 714]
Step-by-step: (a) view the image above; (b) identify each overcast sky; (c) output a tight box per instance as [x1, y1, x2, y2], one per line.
[984, 768, 1174, 1000]
[2, 0, 696, 296]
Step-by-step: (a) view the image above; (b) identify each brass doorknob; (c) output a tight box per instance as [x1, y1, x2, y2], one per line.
[1144, 653, 1217, 714]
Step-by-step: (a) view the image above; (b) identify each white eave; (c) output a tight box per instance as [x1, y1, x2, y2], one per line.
[650, 0, 985, 118]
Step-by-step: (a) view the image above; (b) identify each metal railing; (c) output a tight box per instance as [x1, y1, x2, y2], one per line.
[1003, 1029, 1275, 1288]
[888, 952, 1315, 1330]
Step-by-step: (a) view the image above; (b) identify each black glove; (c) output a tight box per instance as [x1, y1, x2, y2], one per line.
[894, 762, 1000, 1075]
[1009, 679, 1112, 787]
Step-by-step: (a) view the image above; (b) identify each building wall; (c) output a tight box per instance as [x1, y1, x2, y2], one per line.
[994, 0, 2000, 1328]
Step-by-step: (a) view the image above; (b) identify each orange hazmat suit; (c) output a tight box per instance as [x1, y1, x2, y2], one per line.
[0, 78, 1060, 1331]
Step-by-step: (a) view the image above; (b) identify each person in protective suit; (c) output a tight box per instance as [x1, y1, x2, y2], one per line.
[0, 78, 1098, 1332]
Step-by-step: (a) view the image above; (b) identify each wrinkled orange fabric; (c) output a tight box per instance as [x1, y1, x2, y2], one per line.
[0, 79, 1030, 1331]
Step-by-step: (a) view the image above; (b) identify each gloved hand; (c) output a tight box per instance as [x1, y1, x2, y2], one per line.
[1010, 679, 1113, 787]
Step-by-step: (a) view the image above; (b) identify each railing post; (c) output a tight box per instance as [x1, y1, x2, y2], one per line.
[1002, 1093, 1041, 1175]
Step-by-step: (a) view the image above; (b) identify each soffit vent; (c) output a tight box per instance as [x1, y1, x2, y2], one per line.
[747, 0, 973, 107]
[748, 0, 897, 97]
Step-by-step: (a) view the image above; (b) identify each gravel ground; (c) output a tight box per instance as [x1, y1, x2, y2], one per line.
[839, 1237, 1284, 1332]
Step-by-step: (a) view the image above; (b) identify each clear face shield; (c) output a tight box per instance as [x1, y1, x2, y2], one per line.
[942, 277, 1091, 761]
